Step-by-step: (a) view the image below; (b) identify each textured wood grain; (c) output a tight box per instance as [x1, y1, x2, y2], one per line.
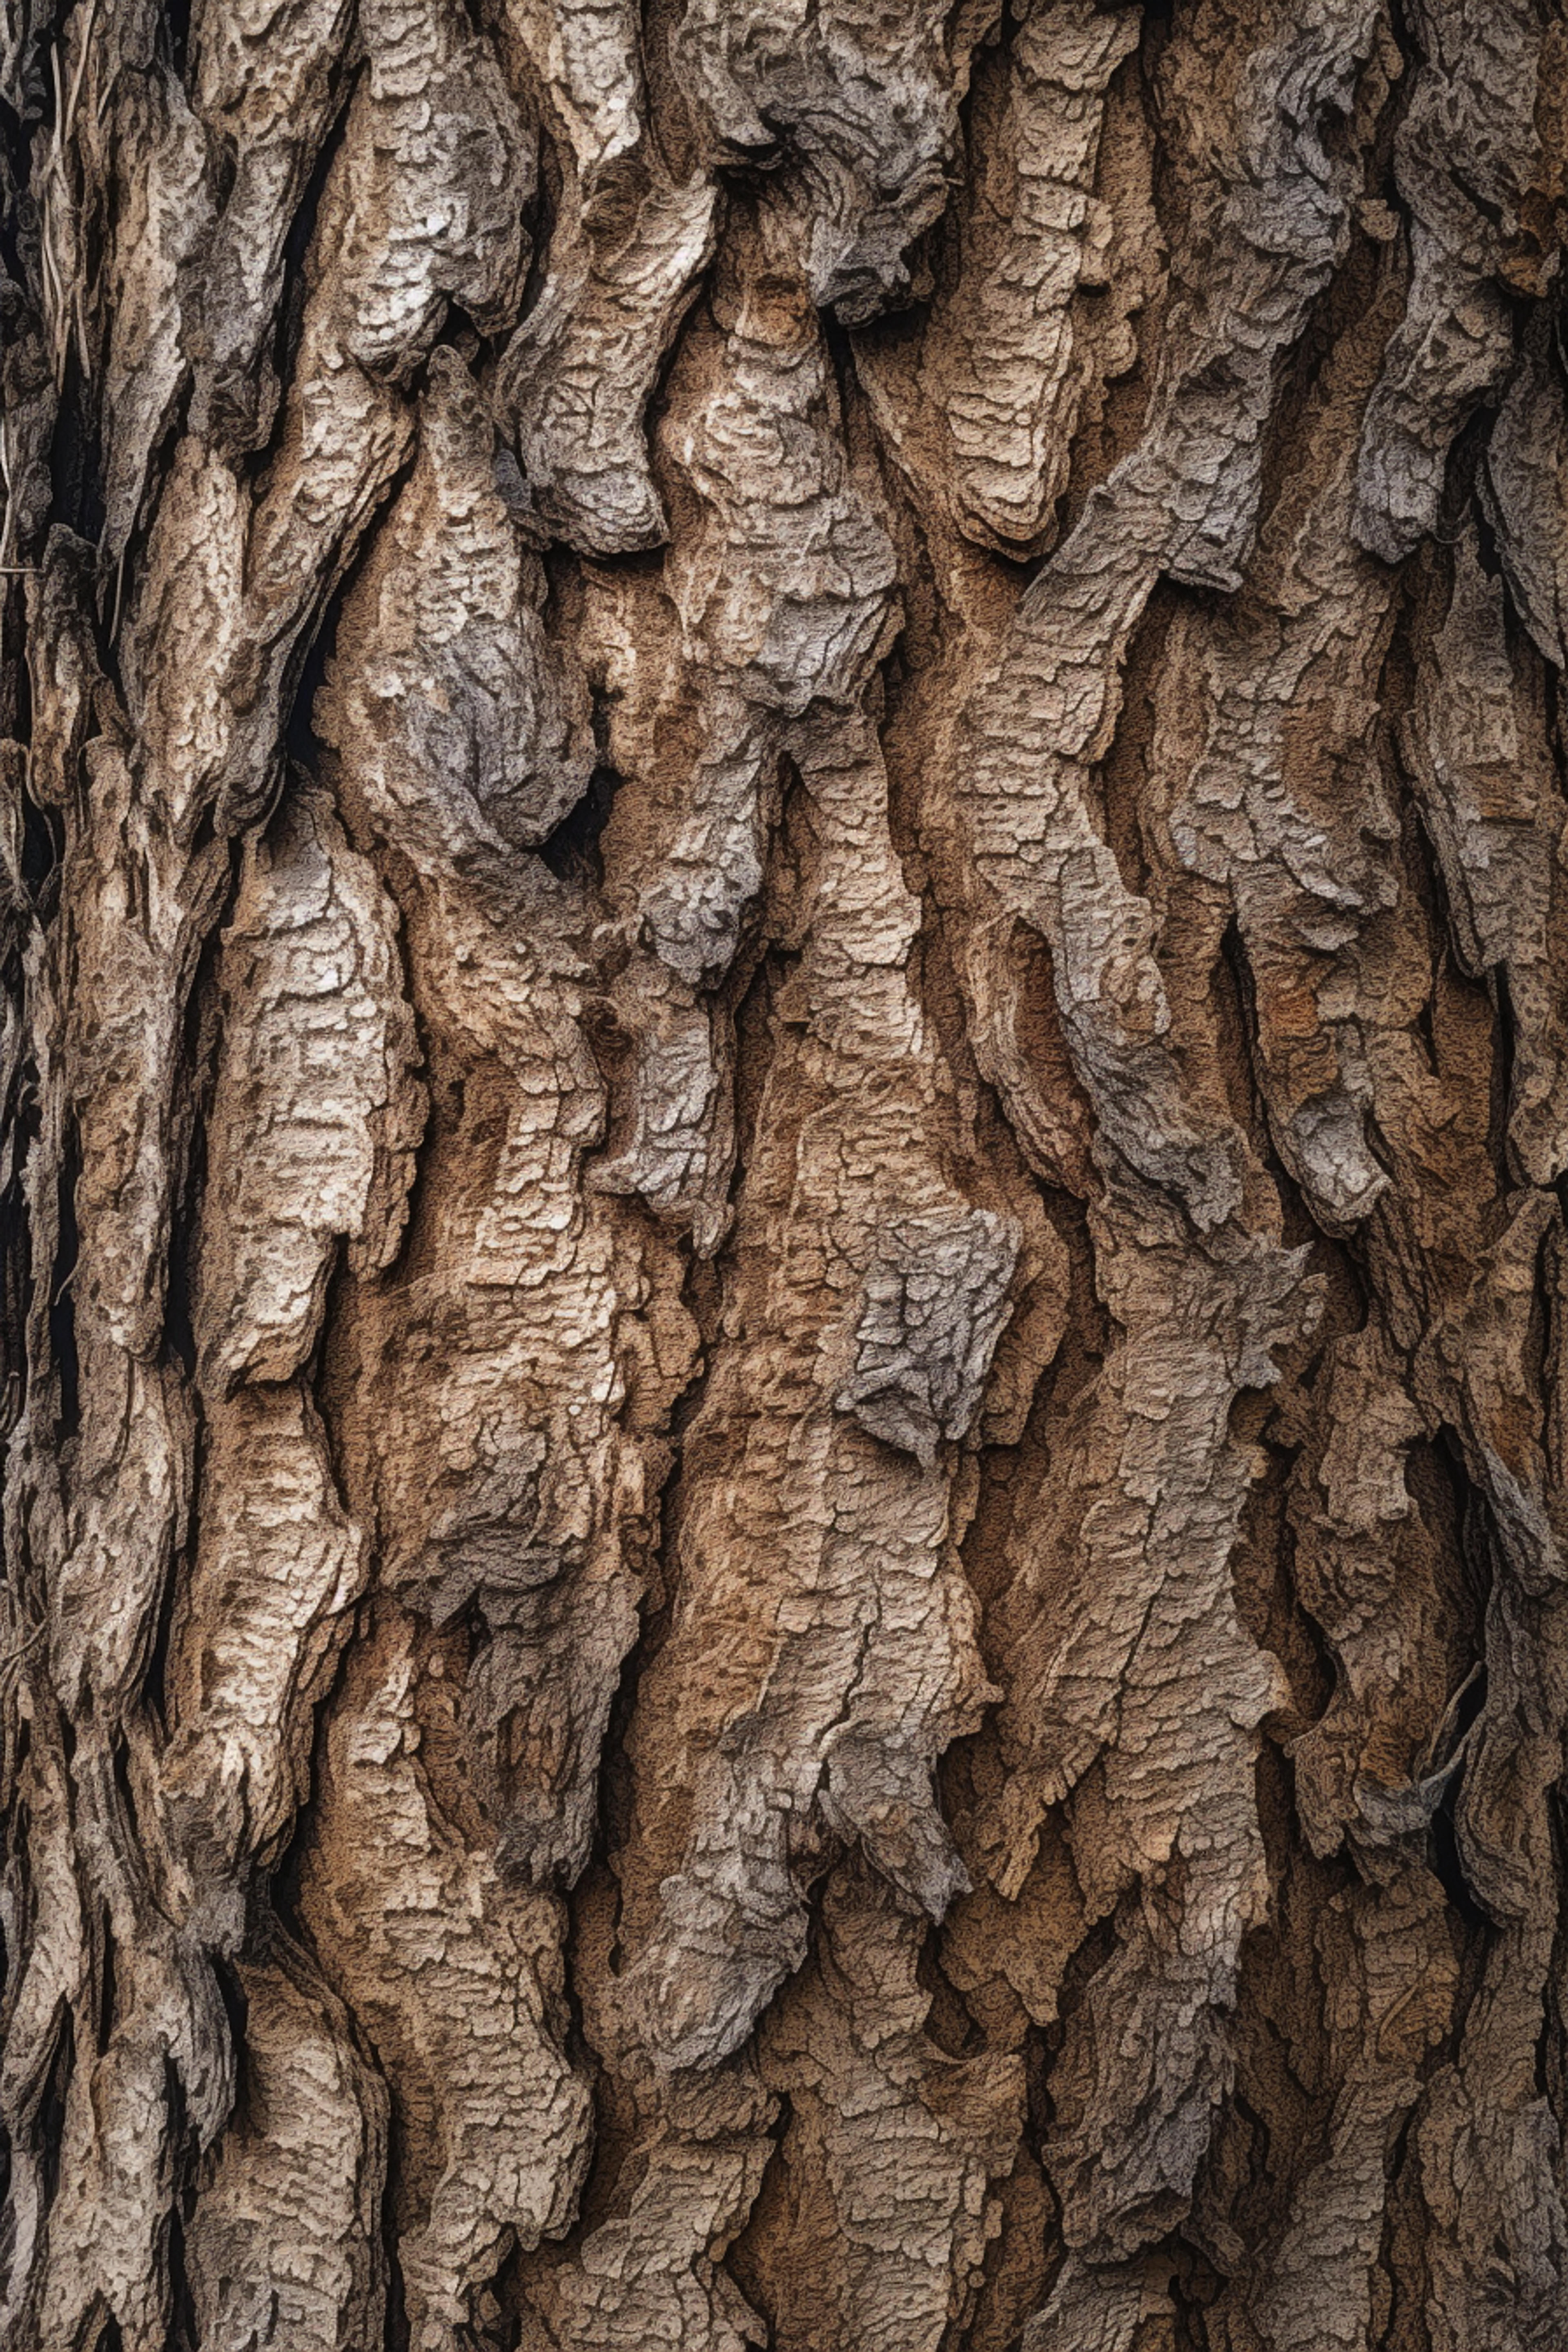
[4, 0, 1568, 2344]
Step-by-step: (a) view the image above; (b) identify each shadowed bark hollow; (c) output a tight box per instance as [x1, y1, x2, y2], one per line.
[2, 0, 1568, 2344]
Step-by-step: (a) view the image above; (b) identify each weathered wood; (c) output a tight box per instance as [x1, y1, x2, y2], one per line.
[3, 0, 1567, 2344]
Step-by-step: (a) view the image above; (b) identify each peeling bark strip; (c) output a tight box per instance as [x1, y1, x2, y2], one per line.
[6, 0, 1568, 2346]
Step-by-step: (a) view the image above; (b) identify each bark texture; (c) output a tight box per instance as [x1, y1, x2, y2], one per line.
[2, 0, 1568, 2345]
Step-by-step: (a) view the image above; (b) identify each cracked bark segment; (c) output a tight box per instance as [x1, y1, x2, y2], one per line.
[0, 276, 54, 561]
[327, 0, 534, 379]
[162, 1386, 364, 1906]
[1413, 1187, 1562, 1647]
[62, 712, 227, 1360]
[33, 1992, 207, 2351]
[30, 0, 204, 556]
[522, 2062, 777, 2350]
[622, 692, 1019, 2072]
[119, 435, 253, 854]
[593, 956, 739, 1254]
[5, 0, 537, 2268]
[1139, 0, 1384, 592]
[879, 25, 1371, 2329]
[1160, 255, 1406, 1230]
[1329, 1145, 1568, 2341]
[78, 5, 212, 563]
[1483, 308, 1568, 671]
[336, 878, 643, 1897]
[756, 1863, 1025, 2352]
[954, 549, 1240, 1225]
[1416, 1922, 1568, 2352]
[186, 1941, 389, 2352]
[21, 530, 100, 811]
[1020, 2254, 1175, 2352]
[0, 651, 160, 2348]
[28, 260, 423, 2300]
[836, 1206, 1021, 1470]
[488, 0, 717, 554]
[588, 198, 899, 1239]
[674, 0, 967, 321]
[1353, 0, 1557, 564]
[1434, 1192, 1566, 1894]
[1046, 1856, 1261, 2255]
[645, 225, 899, 955]
[0, 1733, 87, 2344]
[1241, 1868, 1457, 2352]
[37, 706, 189, 1718]
[1401, 530, 1568, 1186]
[45, 1332, 191, 1718]
[590, 222, 1049, 2063]
[494, 0, 717, 553]
[193, 789, 422, 1391]
[223, 0, 536, 727]
[938, 1822, 1087, 2051]
[1405, 1223, 1568, 2350]
[185, 0, 356, 451]
[1001, 529, 1542, 2314]
[502, 0, 644, 177]
[921, 0, 1140, 555]
[161, 791, 416, 1914]
[990, 1190, 1317, 2333]
[1284, 1320, 1456, 1856]
[319, 359, 672, 1887]
[949, 0, 1381, 1223]
[82, 0, 529, 1349]
[322, 348, 593, 878]
[301, 1608, 592, 2352]
[18, 1748, 234, 2352]
[496, 160, 718, 555]
[1136, 281, 1550, 2348]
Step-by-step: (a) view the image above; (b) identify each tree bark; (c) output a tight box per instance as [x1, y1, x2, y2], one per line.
[3, 0, 1568, 2345]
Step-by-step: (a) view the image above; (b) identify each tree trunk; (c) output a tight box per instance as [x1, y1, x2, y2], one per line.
[3, 0, 1568, 2344]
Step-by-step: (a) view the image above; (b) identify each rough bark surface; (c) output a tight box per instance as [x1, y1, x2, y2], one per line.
[2, 0, 1568, 2346]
